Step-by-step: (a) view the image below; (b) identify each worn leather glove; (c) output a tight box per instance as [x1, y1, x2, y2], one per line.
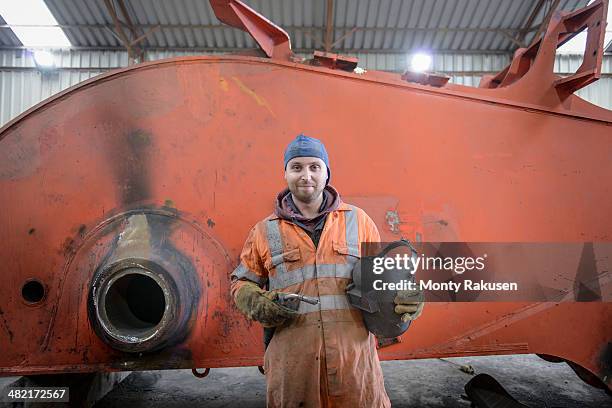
[394, 289, 425, 322]
[234, 281, 298, 327]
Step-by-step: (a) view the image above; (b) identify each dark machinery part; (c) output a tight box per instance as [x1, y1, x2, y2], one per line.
[346, 239, 418, 339]
[276, 293, 319, 309]
[465, 373, 530, 408]
[192, 367, 210, 378]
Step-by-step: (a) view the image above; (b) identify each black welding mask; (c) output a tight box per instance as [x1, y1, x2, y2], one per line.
[346, 239, 418, 338]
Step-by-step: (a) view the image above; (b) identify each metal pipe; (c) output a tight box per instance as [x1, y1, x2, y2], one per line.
[88, 214, 199, 353]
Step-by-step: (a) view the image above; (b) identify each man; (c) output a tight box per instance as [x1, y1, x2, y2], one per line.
[230, 134, 424, 407]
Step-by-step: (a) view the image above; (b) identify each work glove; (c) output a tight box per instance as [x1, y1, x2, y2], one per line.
[394, 289, 425, 322]
[234, 281, 298, 327]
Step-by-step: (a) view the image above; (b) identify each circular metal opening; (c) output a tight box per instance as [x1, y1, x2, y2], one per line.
[22, 280, 45, 304]
[103, 271, 166, 339]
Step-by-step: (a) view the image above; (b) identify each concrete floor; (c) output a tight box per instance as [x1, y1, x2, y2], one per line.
[93, 354, 611, 407]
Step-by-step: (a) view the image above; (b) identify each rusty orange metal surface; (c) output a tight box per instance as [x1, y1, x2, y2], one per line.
[0, 0, 611, 394]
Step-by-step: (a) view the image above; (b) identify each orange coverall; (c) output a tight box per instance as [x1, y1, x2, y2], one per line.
[231, 202, 391, 407]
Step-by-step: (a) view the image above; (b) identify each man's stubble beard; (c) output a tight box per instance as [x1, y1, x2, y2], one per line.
[291, 187, 323, 205]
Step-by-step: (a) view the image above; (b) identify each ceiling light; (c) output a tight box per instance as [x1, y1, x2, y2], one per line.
[33, 50, 55, 68]
[410, 53, 432, 72]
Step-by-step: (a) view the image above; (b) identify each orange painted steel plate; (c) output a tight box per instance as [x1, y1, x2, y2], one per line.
[0, 56, 610, 390]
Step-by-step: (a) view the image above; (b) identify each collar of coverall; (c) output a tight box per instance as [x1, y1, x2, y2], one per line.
[270, 185, 348, 221]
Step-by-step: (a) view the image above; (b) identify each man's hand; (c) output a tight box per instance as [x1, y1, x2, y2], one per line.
[234, 281, 298, 327]
[394, 289, 425, 322]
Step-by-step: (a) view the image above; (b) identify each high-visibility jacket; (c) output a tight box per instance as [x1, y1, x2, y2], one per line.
[231, 202, 391, 408]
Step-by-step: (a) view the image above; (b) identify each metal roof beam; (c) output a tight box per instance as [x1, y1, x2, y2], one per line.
[515, 0, 547, 47]
[529, 0, 561, 47]
[324, 0, 334, 52]
[103, 0, 138, 64]
[0, 24, 536, 36]
[498, 30, 526, 49]
[116, 0, 140, 43]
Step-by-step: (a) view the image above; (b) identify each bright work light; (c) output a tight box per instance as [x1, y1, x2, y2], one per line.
[410, 53, 432, 73]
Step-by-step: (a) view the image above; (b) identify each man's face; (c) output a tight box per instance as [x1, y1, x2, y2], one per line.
[285, 157, 328, 203]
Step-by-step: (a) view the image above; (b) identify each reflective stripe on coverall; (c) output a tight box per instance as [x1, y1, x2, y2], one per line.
[231, 203, 391, 408]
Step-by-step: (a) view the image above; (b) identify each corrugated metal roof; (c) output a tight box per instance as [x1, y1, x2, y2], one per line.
[0, 0, 590, 53]
[0, 15, 21, 47]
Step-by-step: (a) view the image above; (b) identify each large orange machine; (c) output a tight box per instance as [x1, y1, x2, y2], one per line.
[0, 0, 610, 394]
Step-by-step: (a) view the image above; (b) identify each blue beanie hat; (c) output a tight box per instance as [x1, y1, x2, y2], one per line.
[284, 134, 330, 184]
